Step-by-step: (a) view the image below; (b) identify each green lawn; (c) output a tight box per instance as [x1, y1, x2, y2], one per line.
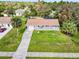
[72, 32, 79, 44]
[28, 30, 79, 52]
[0, 18, 26, 51]
[0, 57, 11, 59]
[27, 57, 79, 59]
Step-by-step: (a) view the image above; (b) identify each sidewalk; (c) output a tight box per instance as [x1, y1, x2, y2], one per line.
[0, 52, 14, 56]
[0, 52, 79, 58]
[27, 52, 79, 58]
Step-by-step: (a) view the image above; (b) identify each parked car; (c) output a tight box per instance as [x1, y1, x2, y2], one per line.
[0, 28, 7, 33]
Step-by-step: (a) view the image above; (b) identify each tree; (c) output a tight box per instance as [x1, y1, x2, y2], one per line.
[24, 11, 30, 17]
[24, 7, 31, 17]
[12, 16, 22, 27]
[30, 8, 37, 16]
[12, 16, 22, 36]
[0, 13, 4, 16]
[0, 6, 5, 13]
[34, 1, 51, 17]
[49, 10, 58, 18]
[61, 20, 77, 36]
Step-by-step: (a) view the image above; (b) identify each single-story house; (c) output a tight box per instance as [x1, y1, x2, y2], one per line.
[27, 18, 60, 30]
[15, 9, 25, 16]
[0, 17, 12, 28]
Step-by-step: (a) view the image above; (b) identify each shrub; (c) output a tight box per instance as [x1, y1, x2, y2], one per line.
[61, 20, 77, 36]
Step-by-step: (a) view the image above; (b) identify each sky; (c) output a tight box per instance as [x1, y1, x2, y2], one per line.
[0, 0, 79, 2]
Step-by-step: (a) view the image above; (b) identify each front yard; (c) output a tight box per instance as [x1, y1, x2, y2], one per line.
[28, 30, 79, 52]
[0, 57, 11, 59]
[0, 18, 26, 51]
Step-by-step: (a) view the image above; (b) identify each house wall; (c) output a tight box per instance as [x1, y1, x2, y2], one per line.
[27, 25, 60, 31]
[0, 24, 12, 28]
[16, 13, 22, 16]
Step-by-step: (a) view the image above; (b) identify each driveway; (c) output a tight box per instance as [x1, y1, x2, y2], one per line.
[12, 26, 34, 59]
[0, 27, 12, 39]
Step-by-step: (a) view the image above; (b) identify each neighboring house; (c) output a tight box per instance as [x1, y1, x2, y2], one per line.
[0, 17, 12, 39]
[27, 18, 60, 30]
[0, 17, 12, 28]
[15, 9, 25, 16]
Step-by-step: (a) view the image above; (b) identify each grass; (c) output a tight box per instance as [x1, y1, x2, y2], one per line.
[26, 57, 79, 59]
[0, 57, 11, 59]
[72, 32, 79, 44]
[0, 18, 26, 51]
[28, 30, 79, 52]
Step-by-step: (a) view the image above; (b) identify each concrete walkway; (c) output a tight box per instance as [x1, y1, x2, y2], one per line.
[0, 52, 79, 58]
[12, 27, 34, 59]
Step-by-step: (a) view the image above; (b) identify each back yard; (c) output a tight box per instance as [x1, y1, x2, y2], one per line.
[28, 30, 79, 52]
